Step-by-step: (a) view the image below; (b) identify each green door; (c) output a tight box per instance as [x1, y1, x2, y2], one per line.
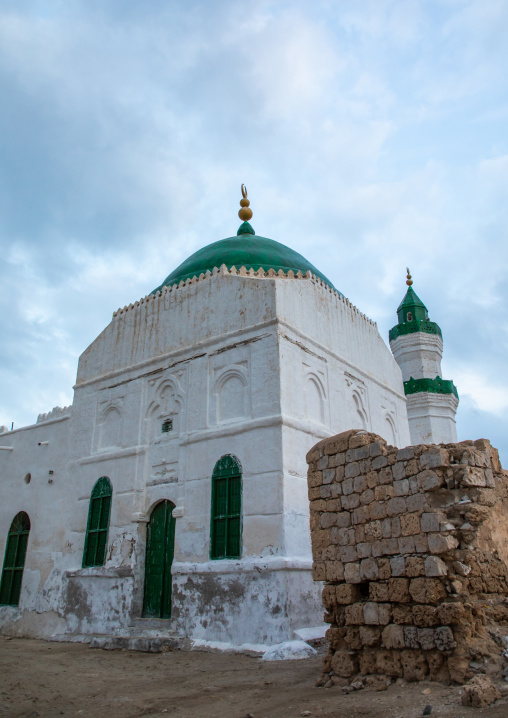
[142, 501, 176, 618]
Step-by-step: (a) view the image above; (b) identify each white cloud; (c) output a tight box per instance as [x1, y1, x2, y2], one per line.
[453, 369, 508, 415]
[0, 0, 507, 460]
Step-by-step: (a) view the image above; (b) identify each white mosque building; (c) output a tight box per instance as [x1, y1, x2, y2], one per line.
[0, 189, 458, 648]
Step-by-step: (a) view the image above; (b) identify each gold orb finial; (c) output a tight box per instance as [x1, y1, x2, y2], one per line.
[406, 267, 413, 286]
[238, 184, 253, 221]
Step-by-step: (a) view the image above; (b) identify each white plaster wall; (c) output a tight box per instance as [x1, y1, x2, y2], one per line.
[406, 393, 459, 444]
[0, 412, 72, 637]
[171, 559, 323, 644]
[390, 332, 458, 445]
[275, 278, 406, 395]
[274, 276, 411, 566]
[76, 270, 278, 385]
[0, 271, 412, 646]
[59, 275, 289, 641]
[275, 282, 409, 443]
[390, 333, 444, 382]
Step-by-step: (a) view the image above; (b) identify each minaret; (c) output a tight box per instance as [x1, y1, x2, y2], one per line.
[389, 269, 459, 445]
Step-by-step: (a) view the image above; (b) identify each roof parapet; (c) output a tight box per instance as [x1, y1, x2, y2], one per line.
[112, 265, 377, 328]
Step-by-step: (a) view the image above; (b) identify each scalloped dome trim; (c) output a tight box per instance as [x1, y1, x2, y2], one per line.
[113, 265, 375, 328]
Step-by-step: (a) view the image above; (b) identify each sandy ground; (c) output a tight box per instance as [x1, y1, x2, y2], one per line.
[1, 636, 508, 718]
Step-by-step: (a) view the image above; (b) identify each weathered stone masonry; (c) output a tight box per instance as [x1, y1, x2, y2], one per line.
[306, 429, 508, 685]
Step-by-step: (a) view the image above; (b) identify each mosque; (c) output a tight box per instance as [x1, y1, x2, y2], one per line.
[0, 188, 458, 648]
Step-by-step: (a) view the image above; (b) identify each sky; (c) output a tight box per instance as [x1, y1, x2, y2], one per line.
[1, 0, 507, 463]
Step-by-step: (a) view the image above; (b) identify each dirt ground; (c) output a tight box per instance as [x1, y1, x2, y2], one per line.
[1, 637, 508, 718]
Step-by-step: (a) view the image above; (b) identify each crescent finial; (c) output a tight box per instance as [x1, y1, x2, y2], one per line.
[238, 184, 253, 222]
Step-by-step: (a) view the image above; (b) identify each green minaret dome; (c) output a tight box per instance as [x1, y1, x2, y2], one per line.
[396, 285, 429, 324]
[389, 269, 442, 342]
[152, 223, 338, 293]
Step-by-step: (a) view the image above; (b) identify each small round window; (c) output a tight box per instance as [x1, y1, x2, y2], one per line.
[407, 312, 413, 322]
[24, 473, 31, 485]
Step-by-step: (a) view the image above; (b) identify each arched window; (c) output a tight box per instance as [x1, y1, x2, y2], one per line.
[83, 477, 112, 568]
[210, 455, 242, 560]
[0, 512, 31, 606]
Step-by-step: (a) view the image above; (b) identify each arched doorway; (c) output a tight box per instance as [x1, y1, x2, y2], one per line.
[142, 501, 176, 618]
[0, 511, 31, 606]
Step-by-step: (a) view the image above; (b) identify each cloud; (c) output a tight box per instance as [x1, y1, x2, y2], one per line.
[0, 0, 507, 466]
[456, 394, 508, 466]
[453, 369, 508, 416]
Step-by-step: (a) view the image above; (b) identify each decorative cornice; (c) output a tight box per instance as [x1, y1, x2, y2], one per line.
[112, 264, 377, 328]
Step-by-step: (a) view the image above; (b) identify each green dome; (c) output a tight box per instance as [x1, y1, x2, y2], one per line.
[152, 224, 338, 293]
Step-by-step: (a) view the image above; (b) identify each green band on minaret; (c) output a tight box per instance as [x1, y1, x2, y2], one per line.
[404, 376, 459, 399]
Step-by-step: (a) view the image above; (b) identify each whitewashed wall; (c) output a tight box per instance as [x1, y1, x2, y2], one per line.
[390, 332, 443, 382]
[390, 332, 458, 444]
[0, 270, 411, 645]
[0, 410, 72, 637]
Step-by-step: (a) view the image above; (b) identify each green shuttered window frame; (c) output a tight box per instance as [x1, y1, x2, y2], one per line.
[82, 477, 112, 568]
[0, 511, 31, 607]
[210, 455, 242, 560]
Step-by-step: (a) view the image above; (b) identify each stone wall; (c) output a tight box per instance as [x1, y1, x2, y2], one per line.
[306, 429, 508, 685]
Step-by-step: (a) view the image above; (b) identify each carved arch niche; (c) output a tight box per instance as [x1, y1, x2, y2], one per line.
[146, 374, 185, 442]
[213, 364, 249, 424]
[303, 365, 327, 426]
[380, 401, 398, 446]
[383, 413, 397, 445]
[97, 399, 123, 450]
[345, 373, 369, 431]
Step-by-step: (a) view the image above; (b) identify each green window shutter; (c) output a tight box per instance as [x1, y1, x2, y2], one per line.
[16, 532, 29, 568]
[215, 478, 228, 516]
[227, 476, 241, 557]
[83, 477, 112, 568]
[0, 575, 10, 605]
[0, 511, 31, 606]
[99, 495, 111, 529]
[5, 535, 17, 567]
[210, 455, 242, 560]
[89, 498, 101, 530]
[228, 476, 241, 514]
[84, 532, 98, 567]
[227, 516, 241, 557]
[212, 518, 227, 559]
[10, 570, 23, 605]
